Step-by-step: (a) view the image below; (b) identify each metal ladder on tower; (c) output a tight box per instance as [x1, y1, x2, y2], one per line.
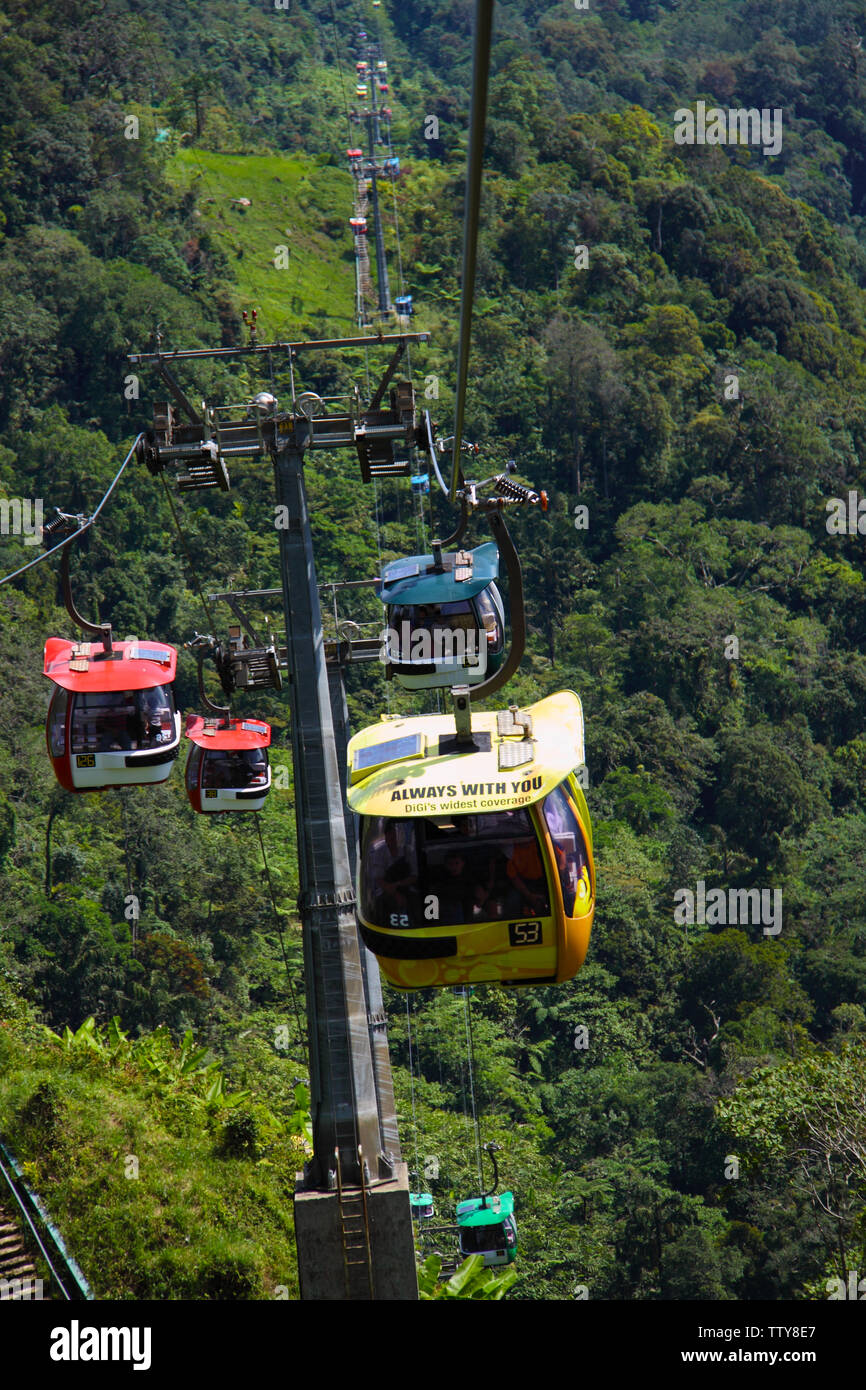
[0, 1202, 41, 1298]
[355, 179, 375, 308]
[336, 1147, 374, 1301]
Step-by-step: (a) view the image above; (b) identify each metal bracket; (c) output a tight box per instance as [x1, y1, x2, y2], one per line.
[156, 362, 203, 426]
[297, 887, 357, 913]
[451, 686, 473, 743]
[368, 343, 407, 411]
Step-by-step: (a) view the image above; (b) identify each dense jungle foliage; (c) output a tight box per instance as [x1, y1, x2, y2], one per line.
[2, 0, 866, 1299]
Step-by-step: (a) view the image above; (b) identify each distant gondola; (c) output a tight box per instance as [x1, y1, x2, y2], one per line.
[410, 1192, 435, 1222]
[376, 541, 505, 690]
[184, 715, 271, 814]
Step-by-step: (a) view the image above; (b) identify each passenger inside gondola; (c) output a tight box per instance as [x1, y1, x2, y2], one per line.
[504, 838, 550, 917]
[69, 687, 175, 754]
[374, 824, 418, 923]
[437, 850, 477, 925]
[541, 785, 588, 916]
[361, 809, 554, 929]
[247, 747, 268, 784]
[380, 856, 418, 922]
[139, 689, 164, 743]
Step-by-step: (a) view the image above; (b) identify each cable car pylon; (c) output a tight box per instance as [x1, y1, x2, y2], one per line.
[129, 332, 429, 1299]
[346, 21, 396, 323]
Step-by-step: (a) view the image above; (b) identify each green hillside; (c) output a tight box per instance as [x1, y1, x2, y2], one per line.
[0, 984, 306, 1298]
[167, 149, 357, 336]
[2, 0, 866, 1306]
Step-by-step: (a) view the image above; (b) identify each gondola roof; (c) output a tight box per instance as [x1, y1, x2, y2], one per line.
[375, 540, 499, 606]
[456, 1192, 515, 1227]
[185, 715, 271, 749]
[43, 638, 177, 692]
[346, 691, 585, 816]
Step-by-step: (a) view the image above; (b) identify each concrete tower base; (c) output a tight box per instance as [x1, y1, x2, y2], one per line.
[294, 1163, 418, 1300]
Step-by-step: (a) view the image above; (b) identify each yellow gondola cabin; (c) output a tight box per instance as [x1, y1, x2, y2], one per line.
[346, 691, 594, 989]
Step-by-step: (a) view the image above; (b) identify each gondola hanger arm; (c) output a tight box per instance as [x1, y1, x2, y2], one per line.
[41, 511, 113, 654]
[186, 635, 231, 724]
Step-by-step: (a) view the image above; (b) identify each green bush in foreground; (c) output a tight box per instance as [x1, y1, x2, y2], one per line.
[0, 997, 307, 1299]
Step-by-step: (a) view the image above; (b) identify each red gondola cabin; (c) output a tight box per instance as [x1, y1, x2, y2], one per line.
[44, 637, 181, 792]
[184, 715, 271, 813]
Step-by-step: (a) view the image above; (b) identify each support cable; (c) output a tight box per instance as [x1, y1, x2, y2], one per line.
[371, 476, 391, 715]
[159, 475, 218, 631]
[450, 0, 495, 502]
[405, 996, 421, 1199]
[463, 988, 484, 1194]
[0, 436, 141, 588]
[329, 0, 355, 145]
[121, 789, 136, 955]
[458, 1015, 473, 1162]
[424, 411, 452, 498]
[389, 178, 412, 382]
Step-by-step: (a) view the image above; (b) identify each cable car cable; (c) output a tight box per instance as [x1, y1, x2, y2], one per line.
[121, 788, 136, 952]
[405, 995, 422, 1204]
[0, 435, 141, 588]
[462, 988, 484, 1194]
[457, 1005, 473, 1170]
[424, 410, 453, 499]
[329, 0, 354, 144]
[254, 812, 309, 1070]
[449, 0, 495, 503]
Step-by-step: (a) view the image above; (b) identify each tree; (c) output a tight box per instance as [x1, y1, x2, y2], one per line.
[714, 726, 814, 867]
[718, 1044, 866, 1280]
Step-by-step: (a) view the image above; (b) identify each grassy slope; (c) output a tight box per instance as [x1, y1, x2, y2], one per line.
[0, 986, 303, 1299]
[168, 149, 358, 337]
